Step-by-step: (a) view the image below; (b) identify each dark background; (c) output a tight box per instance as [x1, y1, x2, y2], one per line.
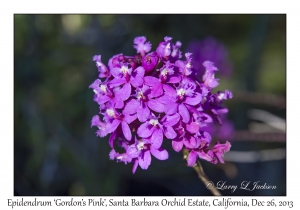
[14, 14, 286, 196]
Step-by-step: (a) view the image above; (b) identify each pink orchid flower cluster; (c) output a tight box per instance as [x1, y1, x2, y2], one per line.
[90, 36, 232, 173]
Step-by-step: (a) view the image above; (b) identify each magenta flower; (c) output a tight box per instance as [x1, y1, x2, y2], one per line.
[93, 55, 109, 78]
[137, 113, 180, 148]
[123, 85, 165, 122]
[103, 104, 136, 145]
[142, 51, 159, 72]
[109, 65, 145, 102]
[202, 61, 219, 88]
[133, 36, 152, 57]
[156, 36, 173, 59]
[109, 137, 168, 173]
[159, 78, 202, 123]
[90, 36, 233, 173]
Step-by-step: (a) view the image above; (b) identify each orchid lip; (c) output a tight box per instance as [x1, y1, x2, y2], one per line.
[149, 119, 159, 127]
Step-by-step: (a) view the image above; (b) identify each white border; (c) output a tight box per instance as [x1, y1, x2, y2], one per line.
[1, 1, 297, 209]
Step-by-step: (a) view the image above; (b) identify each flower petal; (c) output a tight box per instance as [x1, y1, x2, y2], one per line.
[165, 101, 178, 115]
[187, 150, 197, 166]
[130, 76, 144, 88]
[132, 159, 139, 174]
[109, 131, 117, 148]
[109, 78, 126, 87]
[163, 126, 177, 139]
[186, 122, 200, 134]
[91, 115, 100, 127]
[161, 113, 180, 127]
[137, 122, 154, 138]
[151, 128, 163, 149]
[106, 119, 121, 133]
[111, 95, 124, 109]
[150, 147, 168, 160]
[178, 103, 190, 123]
[123, 99, 139, 114]
[147, 100, 165, 113]
[95, 95, 110, 105]
[198, 151, 213, 162]
[137, 102, 150, 122]
[120, 83, 131, 101]
[144, 76, 160, 86]
[124, 113, 137, 124]
[172, 139, 183, 152]
[167, 75, 181, 83]
[163, 84, 177, 97]
[185, 93, 202, 105]
[122, 121, 132, 140]
[131, 66, 145, 87]
[139, 150, 151, 170]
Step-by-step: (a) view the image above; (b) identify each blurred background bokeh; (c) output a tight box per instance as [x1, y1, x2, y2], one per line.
[14, 14, 286, 196]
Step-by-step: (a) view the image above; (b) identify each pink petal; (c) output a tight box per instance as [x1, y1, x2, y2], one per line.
[123, 99, 139, 114]
[186, 122, 200, 134]
[150, 83, 163, 98]
[109, 77, 126, 87]
[121, 121, 132, 140]
[124, 113, 137, 124]
[120, 83, 131, 101]
[110, 67, 122, 78]
[172, 139, 183, 152]
[135, 66, 145, 77]
[163, 84, 176, 96]
[147, 100, 165, 113]
[161, 113, 180, 126]
[132, 159, 139, 174]
[137, 102, 150, 122]
[137, 122, 154, 138]
[185, 93, 202, 105]
[111, 95, 124, 109]
[187, 150, 197, 166]
[109, 131, 117, 148]
[165, 101, 178, 115]
[163, 126, 177, 139]
[151, 129, 163, 149]
[178, 103, 190, 123]
[130, 76, 144, 87]
[167, 75, 181, 83]
[106, 119, 121, 133]
[150, 147, 168, 160]
[139, 150, 151, 170]
[198, 151, 213, 162]
[144, 76, 160, 86]
[131, 66, 145, 87]
[95, 95, 110, 104]
[156, 94, 175, 104]
[144, 76, 163, 97]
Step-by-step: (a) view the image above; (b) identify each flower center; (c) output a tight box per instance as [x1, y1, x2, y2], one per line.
[137, 91, 144, 100]
[149, 119, 159, 127]
[106, 108, 116, 118]
[177, 88, 186, 97]
[100, 85, 107, 94]
[161, 69, 168, 76]
[120, 66, 129, 75]
[186, 62, 191, 68]
[137, 142, 145, 151]
[166, 43, 171, 50]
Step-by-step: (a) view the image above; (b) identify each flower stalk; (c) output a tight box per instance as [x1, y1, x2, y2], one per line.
[183, 148, 222, 196]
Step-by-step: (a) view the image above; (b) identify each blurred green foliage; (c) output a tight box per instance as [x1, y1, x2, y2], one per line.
[14, 14, 286, 196]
